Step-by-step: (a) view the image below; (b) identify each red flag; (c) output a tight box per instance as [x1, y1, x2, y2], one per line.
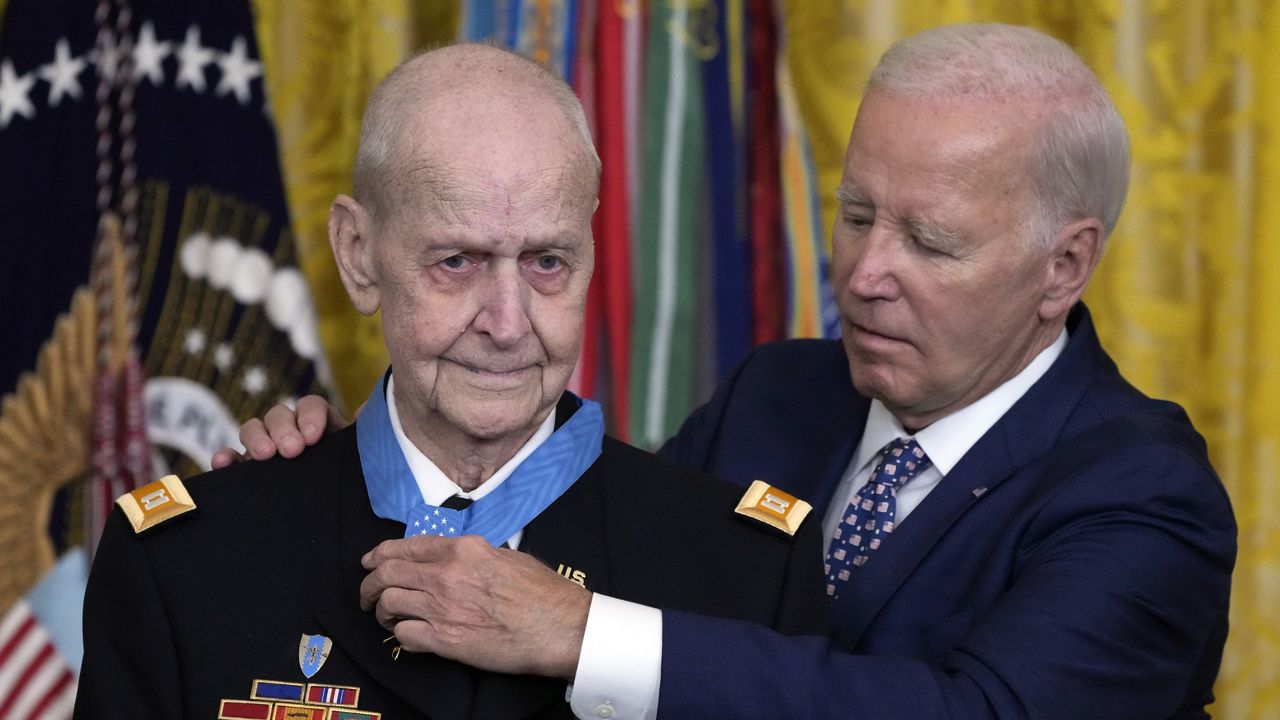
[747, 0, 785, 344]
[593, 0, 642, 437]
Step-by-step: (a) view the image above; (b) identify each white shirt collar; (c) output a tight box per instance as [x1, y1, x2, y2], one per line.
[385, 373, 557, 505]
[851, 329, 1068, 476]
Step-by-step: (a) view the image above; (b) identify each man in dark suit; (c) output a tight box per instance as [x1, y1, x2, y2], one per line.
[74, 44, 827, 719]
[227, 23, 1235, 720]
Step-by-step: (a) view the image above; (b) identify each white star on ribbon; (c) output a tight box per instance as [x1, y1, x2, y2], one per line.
[213, 342, 234, 372]
[242, 365, 268, 394]
[183, 328, 207, 355]
[175, 26, 213, 92]
[214, 36, 261, 105]
[134, 22, 170, 86]
[38, 39, 86, 107]
[0, 60, 36, 128]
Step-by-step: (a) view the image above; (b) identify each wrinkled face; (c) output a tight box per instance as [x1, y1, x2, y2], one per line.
[832, 89, 1058, 428]
[366, 110, 595, 444]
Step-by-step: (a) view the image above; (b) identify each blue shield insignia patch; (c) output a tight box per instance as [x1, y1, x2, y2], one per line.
[299, 634, 333, 679]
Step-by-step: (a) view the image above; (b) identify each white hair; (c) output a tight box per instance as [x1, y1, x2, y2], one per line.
[869, 23, 1131, 248]
[352, 43, 600, 222]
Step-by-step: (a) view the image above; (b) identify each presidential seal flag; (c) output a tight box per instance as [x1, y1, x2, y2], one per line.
[0, 0, 329, 712]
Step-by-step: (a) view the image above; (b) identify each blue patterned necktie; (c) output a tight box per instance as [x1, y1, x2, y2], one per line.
[824, 437, 932, 598]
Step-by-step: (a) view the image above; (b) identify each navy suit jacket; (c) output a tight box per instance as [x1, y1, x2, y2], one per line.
[656, 305, 1235, 720]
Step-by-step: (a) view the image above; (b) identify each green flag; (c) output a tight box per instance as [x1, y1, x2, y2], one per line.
[628, 1, 707, 448]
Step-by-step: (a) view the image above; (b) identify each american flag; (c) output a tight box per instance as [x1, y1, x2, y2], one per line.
[0, 601, 76, 719]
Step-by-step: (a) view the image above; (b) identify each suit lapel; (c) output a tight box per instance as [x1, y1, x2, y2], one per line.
[789, 353, 871, 515]
[464, 443, 617, 720]
[315, 427, 476, 720]
[832, 305, 1105, 646]
[315, 605, 476, 720]
[832, 428, 1017, 645]
[520, 445, 614, 597]
[810, 398, 870, 515]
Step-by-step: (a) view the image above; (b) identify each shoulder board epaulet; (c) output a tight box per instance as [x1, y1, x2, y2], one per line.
[734, 480, 812, 536]
[115, 475, 197, 534]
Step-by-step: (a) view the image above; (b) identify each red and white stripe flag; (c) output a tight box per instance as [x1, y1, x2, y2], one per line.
[0, 600, 76, 720]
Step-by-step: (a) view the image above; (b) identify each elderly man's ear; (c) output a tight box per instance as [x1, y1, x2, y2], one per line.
[1038, 217, 1104, 323]
[329, 195, 382, 316]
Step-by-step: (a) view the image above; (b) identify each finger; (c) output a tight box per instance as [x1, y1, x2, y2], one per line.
[359, 558, 396, 611]
[209, 448, 245, 469]
[263, 404, 306, 458]
[391, 619, 441, 654]
[359, 556, 433, 610]
[238, 419, 278, 461]
[361, 535, 457, 570]
[295, 395, 344, 444]
[374, 586, 425, 630]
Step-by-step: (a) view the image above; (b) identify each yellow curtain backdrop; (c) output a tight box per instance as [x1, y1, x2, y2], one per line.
[784, 1, 1278, 716]
[250, 0, 459, 410]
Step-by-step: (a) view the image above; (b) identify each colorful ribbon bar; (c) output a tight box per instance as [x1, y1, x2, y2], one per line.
[224, 677, 379, 718]
[250, 679, 305, 702]
[217, 700, 271, 720]
[306, 683, 360, 707]
[270, 705, 325, 720]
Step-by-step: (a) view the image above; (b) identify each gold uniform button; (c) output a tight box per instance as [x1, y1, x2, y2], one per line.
[594, 703, 615, 718]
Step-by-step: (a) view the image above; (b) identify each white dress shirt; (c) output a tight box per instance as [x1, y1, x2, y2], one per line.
[384, 374, 556, 550]
[570, 330, 1067, 720]
[822, 329, 1068, 539]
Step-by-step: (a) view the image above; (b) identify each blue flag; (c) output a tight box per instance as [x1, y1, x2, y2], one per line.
[0, 0, 331, 692]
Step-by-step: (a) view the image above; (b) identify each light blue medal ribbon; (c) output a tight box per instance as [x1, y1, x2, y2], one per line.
[356, 374, 604, 546]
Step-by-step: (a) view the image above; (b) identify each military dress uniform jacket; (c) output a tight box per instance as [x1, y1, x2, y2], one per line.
[75, 398, 828, 719]
[656, 304, 1236, 720]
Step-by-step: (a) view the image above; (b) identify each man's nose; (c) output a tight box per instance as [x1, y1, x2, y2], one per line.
[472, 265, 532, 346]
[846, 224, 901, 301]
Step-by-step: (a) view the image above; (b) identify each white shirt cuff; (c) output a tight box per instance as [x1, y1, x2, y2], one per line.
[567, 593, 662, 720]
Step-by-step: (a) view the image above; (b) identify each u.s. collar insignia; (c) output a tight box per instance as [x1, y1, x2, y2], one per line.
[299, 634, 333, 678]
[734, 480, 812, 536]
[114, 475, 196, 534]
[555, 563, 587, 587]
